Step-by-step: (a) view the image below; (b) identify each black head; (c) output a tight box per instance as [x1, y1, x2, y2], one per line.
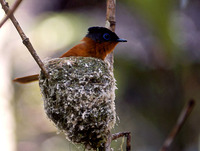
[86, 27, 127, 43]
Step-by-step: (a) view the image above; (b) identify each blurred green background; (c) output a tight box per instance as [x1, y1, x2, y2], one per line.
[0, 0, 200, 151]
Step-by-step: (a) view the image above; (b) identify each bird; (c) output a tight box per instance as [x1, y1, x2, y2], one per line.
[13, 26, 127, 84]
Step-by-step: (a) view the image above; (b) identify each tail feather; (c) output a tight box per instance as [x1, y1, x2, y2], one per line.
[13, 74, 39, 84]
[14, 49, 72, 84]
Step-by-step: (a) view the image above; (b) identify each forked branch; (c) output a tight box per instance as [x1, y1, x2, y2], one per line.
[112, 132, 131, 151]
[0, 0, 22, 28]
[0, 0, 49, 78]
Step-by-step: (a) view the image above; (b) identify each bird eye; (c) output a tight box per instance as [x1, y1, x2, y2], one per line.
[103, 33, 110, 41]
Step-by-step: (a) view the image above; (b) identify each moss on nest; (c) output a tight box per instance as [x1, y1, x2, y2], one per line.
[39, 57, 116, 150]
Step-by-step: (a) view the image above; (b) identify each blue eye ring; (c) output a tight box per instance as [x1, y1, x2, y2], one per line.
[103, 33, 110, 41]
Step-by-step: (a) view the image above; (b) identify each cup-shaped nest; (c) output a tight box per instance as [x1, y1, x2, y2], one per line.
[39, 57, 116, 150]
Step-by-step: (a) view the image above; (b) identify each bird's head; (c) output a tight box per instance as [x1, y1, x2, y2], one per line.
[83, 26, 127, 59]
[86, 26, 127, 43]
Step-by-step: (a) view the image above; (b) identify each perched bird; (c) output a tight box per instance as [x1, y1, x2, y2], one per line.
[13, 26, 127, 84]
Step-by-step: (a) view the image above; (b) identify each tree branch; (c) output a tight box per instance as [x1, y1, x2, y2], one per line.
[100, 1, 117, 150]
[0, 0, 22, 28]
[160, 99, 195, 151]
[112, 132, 131, 151]
[0, 0, 49, 78]
[102, 1, 117, 150]
[105, 0, 116, 70]
[106, 0, 116, 32]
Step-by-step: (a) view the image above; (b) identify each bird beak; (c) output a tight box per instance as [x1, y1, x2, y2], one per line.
[116, 38, 127, 42]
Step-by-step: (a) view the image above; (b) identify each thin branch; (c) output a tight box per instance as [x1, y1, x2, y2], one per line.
[112, 132, 131, 151]
[103, 1, 116, 150]
[105, 0, 116, 69]
[105, 132, 112, 151]
[0, 0, 49, 78]
[160, 99, 195, 151]
[99, 132, 112, 151]
[106, 0, 116, 32]
[0, 0, 22, 28]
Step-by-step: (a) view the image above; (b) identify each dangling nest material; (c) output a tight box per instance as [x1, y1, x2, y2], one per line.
[39, 57, 116, 150]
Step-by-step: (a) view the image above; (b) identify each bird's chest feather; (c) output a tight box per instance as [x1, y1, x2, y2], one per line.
[84, 41, 118, 60]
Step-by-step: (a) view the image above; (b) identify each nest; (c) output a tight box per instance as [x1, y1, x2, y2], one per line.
[39, 57, 116, 150]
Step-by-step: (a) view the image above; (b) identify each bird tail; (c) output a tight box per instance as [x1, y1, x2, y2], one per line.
[13, 74, 39, 84]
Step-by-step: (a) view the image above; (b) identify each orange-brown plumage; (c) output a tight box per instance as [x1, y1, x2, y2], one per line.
[61, 37, 118, 60]
[13, 27, 127, 84]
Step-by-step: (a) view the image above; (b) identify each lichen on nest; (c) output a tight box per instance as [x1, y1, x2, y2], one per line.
[39, 57, 116, 150]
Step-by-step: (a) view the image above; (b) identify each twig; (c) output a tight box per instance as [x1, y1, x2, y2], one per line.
[103, 1, 116, 150]
[160, 99, 195, 151]
[112, 132, 131, 151]
[0, 0, 22, 28]
[0, 0, 49, 78]
[105, 132, 112, 151]
[106, 0, 116, 32]
[99, 132, 112, 151]
[105, 0, 116, 69]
